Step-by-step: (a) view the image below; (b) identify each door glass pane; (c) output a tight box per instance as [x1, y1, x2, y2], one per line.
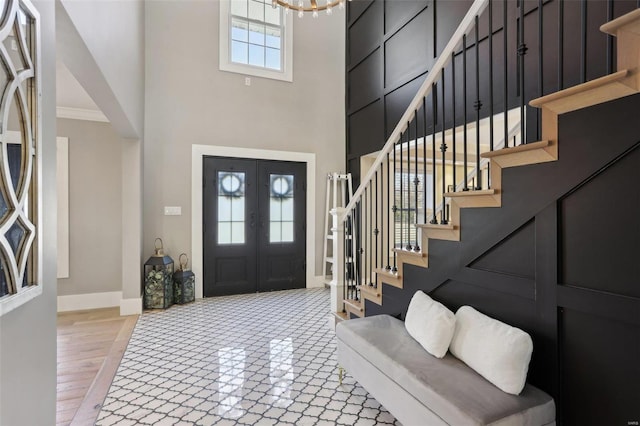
[269, 174, 294, 243]
[218, 171, 245, 245]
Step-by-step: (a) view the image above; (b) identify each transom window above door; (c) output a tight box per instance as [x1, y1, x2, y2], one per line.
[219, 0, 294, 82]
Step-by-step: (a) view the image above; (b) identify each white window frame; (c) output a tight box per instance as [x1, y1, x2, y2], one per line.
[219, 0, 294, 82]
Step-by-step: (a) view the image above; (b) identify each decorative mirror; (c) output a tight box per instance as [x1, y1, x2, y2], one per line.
[0, 0, 41, 316]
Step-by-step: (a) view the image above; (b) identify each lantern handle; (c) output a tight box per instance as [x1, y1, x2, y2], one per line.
[155, 238, 164, 250]
[179, 253, 189, 270]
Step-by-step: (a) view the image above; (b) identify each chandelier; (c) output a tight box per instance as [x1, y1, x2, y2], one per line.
[272, 0, 351, 18]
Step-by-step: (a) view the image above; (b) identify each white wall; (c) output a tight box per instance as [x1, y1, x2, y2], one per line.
[0, 0, 57, 423]
[58, 0, 145, 139]
[56, 118, 122, 297]
[144, 1, 346, 276]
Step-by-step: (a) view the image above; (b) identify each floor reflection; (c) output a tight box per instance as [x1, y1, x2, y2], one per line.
[217, 347, 245, 418]
[269, 337, 294, 408]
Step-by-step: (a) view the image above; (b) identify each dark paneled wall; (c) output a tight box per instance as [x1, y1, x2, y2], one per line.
[346, 0, 639, 185]
[346, 2, 640, 423]
[365, 93, 640, 424]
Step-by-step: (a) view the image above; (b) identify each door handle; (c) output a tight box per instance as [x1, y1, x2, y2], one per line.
[250, 212, 255, 228]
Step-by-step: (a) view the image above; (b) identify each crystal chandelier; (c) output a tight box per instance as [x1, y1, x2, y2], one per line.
[272, 0, 351, 18]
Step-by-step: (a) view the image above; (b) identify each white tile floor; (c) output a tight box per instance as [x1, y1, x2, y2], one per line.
[96, 288, 399, 425]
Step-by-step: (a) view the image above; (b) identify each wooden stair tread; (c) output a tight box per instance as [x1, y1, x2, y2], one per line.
[445, 189, 496, 198]
[344, 298, 363, 311]
[344, 298, 364, 318]
[374, 267, 401, 280]
[444, 188, 500, 208]
[481, 140, 550, 158]
[393, 248, 427, 258]
[417, 222, 460, 242]
[480, 140, 555, 168]
[358, 285, 383, 306]
[600, 8, 640, 36]
[333, 311, 348, 322]
[529, 70, 637, 114]
[416, 223, 457, 230]
[374, 268, 403, 288]
[358, 285, 381, 297]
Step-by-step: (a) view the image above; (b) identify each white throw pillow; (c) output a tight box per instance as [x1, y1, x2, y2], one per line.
[449, 306, 533, 395]
[404, 291, 456, 358]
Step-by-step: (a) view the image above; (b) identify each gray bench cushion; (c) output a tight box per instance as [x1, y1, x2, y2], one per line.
[336, 314, 555, 426]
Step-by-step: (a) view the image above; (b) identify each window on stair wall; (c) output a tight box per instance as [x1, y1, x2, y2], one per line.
[394, 170, 428, 248]
[219, 0, 294, 82]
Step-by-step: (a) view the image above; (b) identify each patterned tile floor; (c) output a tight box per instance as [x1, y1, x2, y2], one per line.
[96, 288, 399, 425]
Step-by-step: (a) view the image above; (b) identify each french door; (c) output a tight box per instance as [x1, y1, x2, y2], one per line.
[203, 156, 306, 297]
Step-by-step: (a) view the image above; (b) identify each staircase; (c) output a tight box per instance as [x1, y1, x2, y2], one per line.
[332, 3, 640, 321]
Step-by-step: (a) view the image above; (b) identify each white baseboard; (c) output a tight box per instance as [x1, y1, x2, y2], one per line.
[309, 275, 329, 288]
[57, 291, 122, 312]
[120, 297, 142, 316]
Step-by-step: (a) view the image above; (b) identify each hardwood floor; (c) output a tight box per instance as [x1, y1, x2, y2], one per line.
[57, 308, 138, 426]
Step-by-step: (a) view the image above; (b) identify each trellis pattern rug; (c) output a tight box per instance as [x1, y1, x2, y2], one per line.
[96, 288, 399, 426]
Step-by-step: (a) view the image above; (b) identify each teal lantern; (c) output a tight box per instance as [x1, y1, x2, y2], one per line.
[144, 238, 174, 309]
[173, 253, 195, 304]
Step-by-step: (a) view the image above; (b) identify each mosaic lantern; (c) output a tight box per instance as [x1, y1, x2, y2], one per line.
[173, 253, 195, 305]
[143, 238, 174, 309]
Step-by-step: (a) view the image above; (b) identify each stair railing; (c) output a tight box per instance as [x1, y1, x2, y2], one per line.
[336, 0, 491, 314]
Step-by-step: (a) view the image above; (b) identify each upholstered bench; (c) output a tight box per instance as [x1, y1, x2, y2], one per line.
[336, 314, 555, 426]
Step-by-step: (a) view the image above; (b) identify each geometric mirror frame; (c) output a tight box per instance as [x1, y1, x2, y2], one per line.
[0, 0, 42, 316]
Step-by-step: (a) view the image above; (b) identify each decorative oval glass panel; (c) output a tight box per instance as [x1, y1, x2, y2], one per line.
[0, 0, 40, 315]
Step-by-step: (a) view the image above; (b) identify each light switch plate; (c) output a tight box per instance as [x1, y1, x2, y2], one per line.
[164, 206, 181, 216]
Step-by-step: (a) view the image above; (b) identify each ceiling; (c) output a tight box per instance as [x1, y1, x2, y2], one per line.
[56, 58, 101, 112]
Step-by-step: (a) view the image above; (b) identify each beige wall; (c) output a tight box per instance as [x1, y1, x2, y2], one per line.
[0, 0, 57, 423]
[144, 1, 346, 275]
[56, 118, 122, 296]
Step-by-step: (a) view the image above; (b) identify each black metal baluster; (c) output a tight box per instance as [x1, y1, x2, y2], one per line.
[518, 0, 527, 144]
[351, 208, 356, 297]
[441, 73, 448, 225]
[399, 135, 404, 252]
[580, 0, 587, 84]
[392, 144, 398, 273]
[558, 0, 564, 90]
[360, 185, 370, 285]
[474, 15, 482, 190]
[606, 0, 613, 75]
[374, 168, 379, 287]
[386, 152, 391, 271]
[538, 0, 543, 140]
[463, 34, 469, 190]
[348, 212, 352, 299]
[422, 97, 428, 225]
[431, 88, 438, 223]
[452, 52, 457, 198]
[369, 180, 373, 285]
[343, 215, 347, 304]
[413, 116, 420, 251]
[405, 124, 412, 251]
[504, 0, 509, 148]
[489, 0, 494, 156]
[357, 200, 362, 291]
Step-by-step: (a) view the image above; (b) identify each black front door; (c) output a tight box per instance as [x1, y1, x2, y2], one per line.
[203, 156, 306, 297]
